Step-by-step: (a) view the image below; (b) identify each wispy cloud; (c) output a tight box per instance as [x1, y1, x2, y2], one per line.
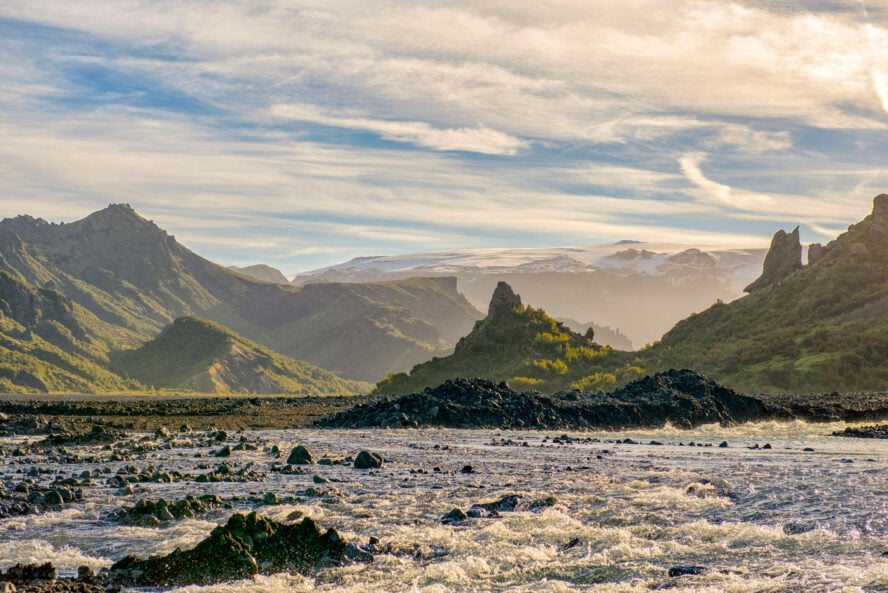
[269, 103, 527, 155]
[680, 153, 774, 210]
[0, 1, 886, 270]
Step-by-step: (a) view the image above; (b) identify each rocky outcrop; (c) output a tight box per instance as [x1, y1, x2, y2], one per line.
[109, 512, 372, 587]
[324, 370, 771, 430]
[487, 281, 522, 316]
[807, 243, 825, 265]
[744, 227, 803, 293]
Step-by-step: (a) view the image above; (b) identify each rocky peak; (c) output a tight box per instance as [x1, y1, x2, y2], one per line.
[872, 193, 888, 216]
[488, 281, 522, 316]
[744, 226, 802, 293]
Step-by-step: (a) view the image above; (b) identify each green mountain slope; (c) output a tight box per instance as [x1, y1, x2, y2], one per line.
[643, 194, 888, 392]
[0, 204, 480, 382]
[111, 316, 371, 395]
[0, 271, 138, 393]
[375, 282, 641, 395]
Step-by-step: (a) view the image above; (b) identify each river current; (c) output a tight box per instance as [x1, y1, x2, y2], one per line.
[1, 421, 886, 592]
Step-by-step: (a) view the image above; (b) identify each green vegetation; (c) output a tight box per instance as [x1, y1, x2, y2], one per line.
[641, 194, 888, 392]
[111, 316, 371, 395]
[0, 204, 480, 386]
[374, 301, 640, 395]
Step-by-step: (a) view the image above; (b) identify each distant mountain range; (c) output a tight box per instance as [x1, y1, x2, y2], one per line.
[0, 204, 480, 392]
[285, 242, 767, 348]
[378, 194, 888, 395]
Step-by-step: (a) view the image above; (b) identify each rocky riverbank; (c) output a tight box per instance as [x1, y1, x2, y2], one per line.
[2, 372, 887, 436]
[323, 370, 888, 431]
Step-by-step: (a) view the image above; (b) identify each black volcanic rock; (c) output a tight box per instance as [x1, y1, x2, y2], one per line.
[109, 511, 371, 586]
[744, 227, 802, 293]
[324, 370, 770, 430]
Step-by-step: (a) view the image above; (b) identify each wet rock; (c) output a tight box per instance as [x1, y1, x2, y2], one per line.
[110, 495, 222, 525]
[441, 508, 467, 525]
[2, 563, 56, 584]
[668, 566, 706, 577]
[286, 445, 314, 465]
[214, 445, 232, 457]
[745, 226, 802, 293]
[109, 512, 371, 587]
[832, 424, 888, 439]
[76, 567, 96, 583]
[354, 451, 383, 469]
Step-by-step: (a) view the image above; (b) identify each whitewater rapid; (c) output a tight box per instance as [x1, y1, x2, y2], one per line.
[1, 421, 886, 592]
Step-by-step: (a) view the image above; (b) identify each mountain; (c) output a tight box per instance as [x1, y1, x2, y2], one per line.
[0, 271, 138, 393]
[228, 264, 290, 285]
[375, 282, 641, 395]
[291, 242, 765, 347]
[555, 318, 633, 350]
[643, 194, 888, 392]
[0, 205, 481, 382]
[111, 316, 370, 395]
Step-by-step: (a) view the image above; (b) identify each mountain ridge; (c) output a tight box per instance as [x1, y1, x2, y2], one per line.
[0, 204, 481, 382]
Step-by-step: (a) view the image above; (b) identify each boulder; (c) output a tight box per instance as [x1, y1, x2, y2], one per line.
[354, 451, 384, 469]
[286, 445, 314, 465]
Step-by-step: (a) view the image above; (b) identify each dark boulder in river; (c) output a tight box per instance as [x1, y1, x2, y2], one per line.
[322, 369, 770, 430]
[110, 511, 372, 586]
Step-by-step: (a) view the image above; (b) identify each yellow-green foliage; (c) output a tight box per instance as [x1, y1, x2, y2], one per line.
[375, 302, 641, 394]
[571, 373, 616, 392]
[508, 376, 543, 389]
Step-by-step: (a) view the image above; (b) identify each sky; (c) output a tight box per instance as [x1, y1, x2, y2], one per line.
[1, 1, 887, 273]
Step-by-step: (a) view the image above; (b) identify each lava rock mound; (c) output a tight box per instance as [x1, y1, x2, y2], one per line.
[322, 370, 770, 430]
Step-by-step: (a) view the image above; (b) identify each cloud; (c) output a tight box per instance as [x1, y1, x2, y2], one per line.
[268, 103, 528, 155]
[679, 153, 774, 210]
[1, 1, 888, 270]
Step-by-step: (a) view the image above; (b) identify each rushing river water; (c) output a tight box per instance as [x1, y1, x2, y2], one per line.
[1, 421, 886, 592]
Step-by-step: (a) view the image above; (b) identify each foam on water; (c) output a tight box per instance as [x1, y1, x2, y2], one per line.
[1, 422, 886, 591]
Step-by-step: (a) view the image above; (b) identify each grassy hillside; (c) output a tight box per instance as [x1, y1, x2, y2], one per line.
[0, 271, 139, 393]
[643, 194, 888, 392]
[375, 284, 640, 395]
[0, 204, 480, 382]
[111, 316, 371, 395]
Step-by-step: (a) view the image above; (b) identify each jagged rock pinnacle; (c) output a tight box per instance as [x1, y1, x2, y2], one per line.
[744, 226, 802, 293]
[488, 281, 522, 316]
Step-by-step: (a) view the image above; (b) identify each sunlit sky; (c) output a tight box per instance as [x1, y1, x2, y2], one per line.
[1, 1, 887, 272]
